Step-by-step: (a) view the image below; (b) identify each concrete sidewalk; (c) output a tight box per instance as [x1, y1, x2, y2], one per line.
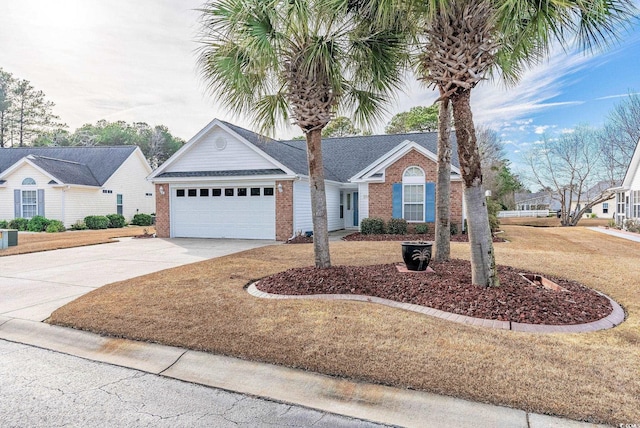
[0, 238, 610, 427]
[587, 226, 640, 243]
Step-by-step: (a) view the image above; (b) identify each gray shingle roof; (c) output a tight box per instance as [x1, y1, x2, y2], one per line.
[0, 146, 138, 186]
[220, 121, 460, 183]
[157, 169, 285, 178]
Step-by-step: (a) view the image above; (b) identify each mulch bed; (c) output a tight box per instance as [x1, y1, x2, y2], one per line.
[256, 259, 612, 325]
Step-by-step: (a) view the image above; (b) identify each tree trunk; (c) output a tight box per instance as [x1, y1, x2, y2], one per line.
[305, 128, 331, 268]
[450, 90, 499, 287]
[434, 97, 452, 262]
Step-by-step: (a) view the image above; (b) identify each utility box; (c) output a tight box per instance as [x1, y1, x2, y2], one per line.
[0, 229, 17, 248]
[0, 230, 7, 250]
[6, 229, 17, 246]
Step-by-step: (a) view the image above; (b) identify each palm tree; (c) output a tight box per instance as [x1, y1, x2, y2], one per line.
[414, 0, 635, 286]
[196, 0, 408, 268]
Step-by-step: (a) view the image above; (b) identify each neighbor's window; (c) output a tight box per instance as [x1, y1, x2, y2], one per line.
[116, 194, 123, 215]
[403, 167, 425, 222]
[634, 190, 640, 218]
[21, 190, 37, 218]
[602, 202, 609, 214]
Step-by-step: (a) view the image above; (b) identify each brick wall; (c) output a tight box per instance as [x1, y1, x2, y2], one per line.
[275, 180, 293, 241]
[155, 183, 170, 238]
[368, 149, 463, 229]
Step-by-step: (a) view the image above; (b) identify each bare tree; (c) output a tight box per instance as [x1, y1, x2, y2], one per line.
[601, 93, 640, 177]
[526, 126, 616, 226]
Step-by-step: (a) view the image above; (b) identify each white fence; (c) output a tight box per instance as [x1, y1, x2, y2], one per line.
[498, 210, 550, 218]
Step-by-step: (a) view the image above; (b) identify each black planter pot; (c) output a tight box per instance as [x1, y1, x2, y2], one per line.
[401, 241, 433, 271]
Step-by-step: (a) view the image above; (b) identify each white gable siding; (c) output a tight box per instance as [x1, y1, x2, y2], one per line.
[166, 127, 277, 173]
[94, 152, 155, 222]
[293, 179, 343, 233]
[0, 163, 62, 221]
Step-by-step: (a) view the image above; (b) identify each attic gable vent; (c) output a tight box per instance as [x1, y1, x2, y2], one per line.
[214, 137, 227, 151]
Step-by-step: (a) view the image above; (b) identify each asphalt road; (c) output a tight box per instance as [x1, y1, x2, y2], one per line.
[0, 339, 386, 428]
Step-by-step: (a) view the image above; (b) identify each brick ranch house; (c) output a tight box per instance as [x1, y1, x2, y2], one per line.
[149, 119, 464, 241]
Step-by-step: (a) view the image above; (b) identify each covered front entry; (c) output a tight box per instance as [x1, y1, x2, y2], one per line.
[344, 190, 359, 228]
[170, 184, 276, 239]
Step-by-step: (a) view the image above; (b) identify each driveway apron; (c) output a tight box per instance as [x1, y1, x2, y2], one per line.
[0, 237, 275, 321]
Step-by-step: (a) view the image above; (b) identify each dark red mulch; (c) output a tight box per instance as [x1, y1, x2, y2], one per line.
[342, 232, 505, 242]
[256, 259, 612, 325]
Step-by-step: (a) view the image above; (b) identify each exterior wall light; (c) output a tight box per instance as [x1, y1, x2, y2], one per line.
[159, 185, 165, 195]
[277, 183, 283, 193]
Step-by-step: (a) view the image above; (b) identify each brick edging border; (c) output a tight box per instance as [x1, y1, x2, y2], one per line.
[246, 283, 625, 334]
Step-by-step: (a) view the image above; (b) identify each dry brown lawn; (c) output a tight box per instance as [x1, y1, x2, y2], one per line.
[499, 216, 610, 227]
[0, 226, 155, 257]
[49, 226, 640, 425]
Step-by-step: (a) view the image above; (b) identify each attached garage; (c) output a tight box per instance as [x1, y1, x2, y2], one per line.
[170, 184, 276, 239]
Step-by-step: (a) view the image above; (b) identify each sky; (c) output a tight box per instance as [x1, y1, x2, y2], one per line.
[1, 0, 639, 178]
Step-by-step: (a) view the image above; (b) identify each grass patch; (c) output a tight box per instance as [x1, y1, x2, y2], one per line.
[499, 217, 610, 227]
[0, 226, 155, 257]
[49, 226, 640, 425]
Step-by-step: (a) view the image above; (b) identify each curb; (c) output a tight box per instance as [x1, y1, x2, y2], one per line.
[246, 283, 625, 333]
[0, 317, 610, 428]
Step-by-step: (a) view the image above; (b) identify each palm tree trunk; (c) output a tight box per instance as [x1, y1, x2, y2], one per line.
[451, 90, 499, 287]
[434, 97, 451, 262]
[306, 128, 331, 268]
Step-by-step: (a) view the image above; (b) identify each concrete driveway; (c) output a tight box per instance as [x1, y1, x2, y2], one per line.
[0, 237, 276, 322]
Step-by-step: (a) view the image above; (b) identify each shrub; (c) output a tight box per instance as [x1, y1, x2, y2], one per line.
[45, 220, 66, 233]
[8, 218, 28, 231]
[387, 218, 408, 235]
[84, 215, 110, 230]
[415, 223, 429, 234]
[450, 223, 458, 235]
[131, 213, 153, 226]
[27, 215, 51, 232]
[487, 198, 501, 233]
[0, 220, 7, 228]
[106, 214, 126, 228]
[69, 220, 88, 230]
[625, 219, 640, 234]
[360, 217, 385, 235]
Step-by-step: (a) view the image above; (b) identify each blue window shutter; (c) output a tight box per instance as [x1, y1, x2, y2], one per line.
[14, 189, 21, 218]
[425, 182, 435, 222]
[392, 183, 402, 218]
[37, 189, 45, 216]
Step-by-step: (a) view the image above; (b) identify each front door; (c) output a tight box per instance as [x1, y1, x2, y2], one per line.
[344, 191, 359, 228]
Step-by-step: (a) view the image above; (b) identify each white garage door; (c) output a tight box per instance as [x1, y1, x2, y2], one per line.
[171, 185, 276, 239]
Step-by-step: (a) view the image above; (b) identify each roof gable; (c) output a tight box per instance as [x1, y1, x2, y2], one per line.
[0, 146, 138, 186]
[149, 119, 294, 179]
[622, 138, 640, 189]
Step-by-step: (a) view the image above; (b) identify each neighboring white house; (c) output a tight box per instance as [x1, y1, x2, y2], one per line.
[569, 180, 618, 219]
[612, 138, 640, 227]
[515, 191, 561, 212]
[0, 146, 155, 226]
[149, 119, 465, 241]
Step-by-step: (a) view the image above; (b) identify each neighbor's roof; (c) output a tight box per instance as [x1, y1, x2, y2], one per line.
[221, 121, 461, 183]
[572, 180, 620, 202]
[0, 146, 138, 186]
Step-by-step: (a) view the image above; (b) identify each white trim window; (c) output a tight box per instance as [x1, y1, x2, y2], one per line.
[633, 190, 640, 218]
[403, 167, 425, 222]
[21, 177, 37, 218]
[21, 190, 37, 218]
